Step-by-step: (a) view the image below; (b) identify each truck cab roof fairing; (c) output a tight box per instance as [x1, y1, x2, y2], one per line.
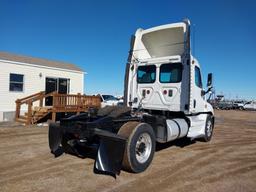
[133, 22, 187, 60]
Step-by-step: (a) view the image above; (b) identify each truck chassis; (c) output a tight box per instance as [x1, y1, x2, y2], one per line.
[49, 106, 214, 176]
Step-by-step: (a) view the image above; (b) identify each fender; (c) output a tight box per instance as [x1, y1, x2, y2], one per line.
[94, 129, 126, 177]
[49, 122, 126, 177]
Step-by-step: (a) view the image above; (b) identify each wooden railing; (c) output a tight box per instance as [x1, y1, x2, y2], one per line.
[53, 93, 101, 110]
[15, 91, 48, 125]
[15, 91, 101, 125]
[51, 93, 101, 121]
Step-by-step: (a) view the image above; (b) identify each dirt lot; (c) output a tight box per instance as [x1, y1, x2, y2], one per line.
[0, 110, 256, 192]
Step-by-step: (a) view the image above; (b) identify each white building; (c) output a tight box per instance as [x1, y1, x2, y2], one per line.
[0, 52, 85, 121]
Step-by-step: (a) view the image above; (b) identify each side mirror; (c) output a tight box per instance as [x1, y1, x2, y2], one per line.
[202, 73, 213, 96]
[207, 73, 213, 88]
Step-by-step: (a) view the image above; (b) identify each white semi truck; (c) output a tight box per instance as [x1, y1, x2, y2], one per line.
[49, 19, 214, 176]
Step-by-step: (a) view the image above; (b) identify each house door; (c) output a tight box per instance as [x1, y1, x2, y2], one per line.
[58, 78, 69, 94]
[58, 78, 69, 107]
[45, 78, 70, 106]
[45, 78, 57, 106]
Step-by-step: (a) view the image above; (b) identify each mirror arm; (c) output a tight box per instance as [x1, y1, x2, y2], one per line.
[202, 86, 213, 96]
[205, 86, 213, 94]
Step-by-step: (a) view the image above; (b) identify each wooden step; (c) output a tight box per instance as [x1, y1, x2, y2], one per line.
[19, 115, 28, 120]
[16, 118, 28, 124]
[32, 112, 50, 124]
[26, 111, 46, 116]
[33, 114, 40, 117]
[33, 115, 46, 118]
[34, 112, 48, 116]
[33, 113, 47, 116]
[33, 106, 52, 113]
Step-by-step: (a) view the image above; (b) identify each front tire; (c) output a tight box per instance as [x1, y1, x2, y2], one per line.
[202, 115, 214, 142]
[118, 122, 156, 173]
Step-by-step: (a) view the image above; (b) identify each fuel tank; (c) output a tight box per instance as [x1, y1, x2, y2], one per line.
[166, 118, 189, 141]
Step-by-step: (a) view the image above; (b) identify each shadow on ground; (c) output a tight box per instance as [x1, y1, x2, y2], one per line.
[156, 137, 196, 151]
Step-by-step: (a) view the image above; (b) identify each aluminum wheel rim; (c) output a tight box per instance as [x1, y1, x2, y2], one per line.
[206, 120, 212, 137]
[135, 133, 152, 164]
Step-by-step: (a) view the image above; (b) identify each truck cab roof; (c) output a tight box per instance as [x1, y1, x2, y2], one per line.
[133, 22, 188, 61]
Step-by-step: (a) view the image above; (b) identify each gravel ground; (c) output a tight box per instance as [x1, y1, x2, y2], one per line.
[0, 110, 255, 192]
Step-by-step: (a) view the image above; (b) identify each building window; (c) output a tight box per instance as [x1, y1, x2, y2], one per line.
[9, 73, 24, 92]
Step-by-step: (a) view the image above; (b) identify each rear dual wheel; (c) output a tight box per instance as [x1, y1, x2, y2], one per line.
[118, 122, 155, 173]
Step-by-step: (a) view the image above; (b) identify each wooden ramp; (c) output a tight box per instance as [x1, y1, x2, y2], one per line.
[15, 91, 101, 125]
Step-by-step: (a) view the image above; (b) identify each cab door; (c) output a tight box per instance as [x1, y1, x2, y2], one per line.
[192, 65, 205, 113]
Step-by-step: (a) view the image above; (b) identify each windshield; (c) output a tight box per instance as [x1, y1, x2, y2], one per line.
[137, 65, 156, 83]
[102, 95, 118, 101]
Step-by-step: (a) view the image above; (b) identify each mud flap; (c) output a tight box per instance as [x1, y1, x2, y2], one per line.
[94, 130, 126, 177]
[48, 123, 63, 157]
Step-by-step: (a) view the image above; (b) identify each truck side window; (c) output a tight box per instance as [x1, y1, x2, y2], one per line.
[160, 63, 182, 83]
[195, 66, 202, 88]
[137, 65, 156, 83]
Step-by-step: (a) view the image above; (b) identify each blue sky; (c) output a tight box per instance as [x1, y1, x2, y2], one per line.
[0, 0, 255, 99]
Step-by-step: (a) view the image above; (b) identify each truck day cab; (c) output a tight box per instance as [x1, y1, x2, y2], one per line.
[49, 19, 214, 176]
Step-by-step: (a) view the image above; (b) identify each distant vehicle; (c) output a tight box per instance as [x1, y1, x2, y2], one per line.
[99, 94, 123, 107]
[216, 95, 224, 101]
[243, 101, 256, 111]
[115, 95, 124, 106]
[216, 101, 233, 110]
[115, 95, 124, 100]
[233, 100, 246, 110]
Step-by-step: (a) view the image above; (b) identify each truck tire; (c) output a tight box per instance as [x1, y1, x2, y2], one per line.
[118, 122, 155, 173]
[202, 115, 214, 142]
